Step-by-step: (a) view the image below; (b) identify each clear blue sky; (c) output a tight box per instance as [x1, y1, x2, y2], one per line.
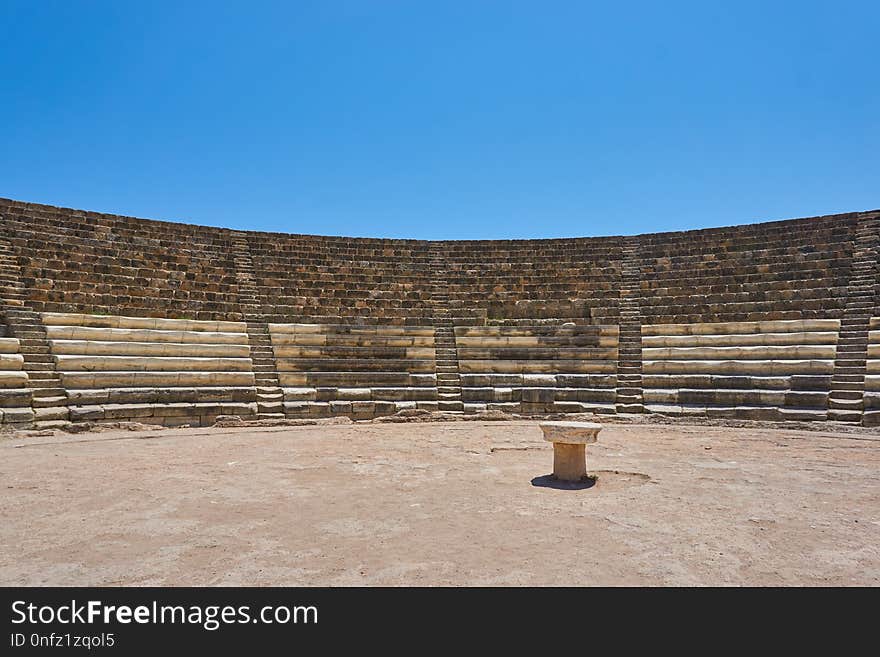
[1, 1, 877, 239]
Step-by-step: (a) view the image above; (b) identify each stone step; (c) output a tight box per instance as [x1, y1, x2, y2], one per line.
[829, 390, 864, 401]
[22, 362, 53, 371]
[832, 374, 864, 383]
[29, 378, 64, 387]
[827, 409, 863, 423]
[22, 354, 54, 363]
[32, 395, 68, 408]
[831, 381, 863, 391]
[438, 400, 464, 411]
[616, 403, 646, 414]
[833, 366, 866, 374]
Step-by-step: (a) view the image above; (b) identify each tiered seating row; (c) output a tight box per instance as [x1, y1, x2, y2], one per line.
[0, 337, 32, 426]
[271, 323, 438, 419]
[637, 215, 856, 323]
[455, 323, 619, 414]
[641, 319, 839, 420]
[44, 313, 257, 426]
[249, 232, 435, 323]
[442, 239, 623, 322]
[0, 199, 243, 320]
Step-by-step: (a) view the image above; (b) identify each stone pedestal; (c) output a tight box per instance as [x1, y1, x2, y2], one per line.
[540, 421, 602, 482]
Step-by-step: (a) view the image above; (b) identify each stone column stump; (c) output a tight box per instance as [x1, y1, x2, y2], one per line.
[539, 421, 602, 481]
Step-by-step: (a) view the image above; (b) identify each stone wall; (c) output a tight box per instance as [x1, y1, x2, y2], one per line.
[1, 197, 877, 428]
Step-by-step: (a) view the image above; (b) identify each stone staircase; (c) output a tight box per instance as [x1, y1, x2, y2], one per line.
[0, 233, 68, 427]
[0, 236, 26, 308]
[615, 236, 646, 413]
[2, 308, 69, 428]
[828, 213, 880, 423]
[231, 231, 284, 419]
[429, 245, 463, 412]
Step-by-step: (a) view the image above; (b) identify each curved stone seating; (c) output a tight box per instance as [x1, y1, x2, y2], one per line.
[642, 319, 840, 420]
[44, 313, 257, 427]
[637, 214, 855, 324]
[0, 337, 33, 427]
[270, 323, 438, 419]
[456, 323, 619, 414]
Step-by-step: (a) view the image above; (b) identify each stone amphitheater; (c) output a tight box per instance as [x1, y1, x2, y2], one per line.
[2, 197, 879, 586]
[0, 197, 878, 430]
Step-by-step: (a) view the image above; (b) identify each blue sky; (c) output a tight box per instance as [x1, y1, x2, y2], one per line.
[1, 1, 877, 239]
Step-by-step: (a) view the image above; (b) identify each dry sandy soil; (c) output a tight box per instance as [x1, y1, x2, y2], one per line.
[1, 421, 878, 586]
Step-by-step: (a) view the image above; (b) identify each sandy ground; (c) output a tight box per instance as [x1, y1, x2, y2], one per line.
[1, 421, 878, 586]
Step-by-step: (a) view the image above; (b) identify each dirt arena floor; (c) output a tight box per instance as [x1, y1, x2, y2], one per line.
[1, 420, 878, 586]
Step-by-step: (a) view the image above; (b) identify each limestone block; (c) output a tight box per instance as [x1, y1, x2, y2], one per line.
[155, 403, 200, 418]
[642, 374, 712, 389]
[393, 401, 417, 411]
[60, 371, 255, 388]
[107, 388, 159, 404]
[283, 402, 310, 416]
[523, 374, 557, 387]
[50, 340, 250, 358]
[196, 387, 256, 402]
[308, 402, 331, 417]
[220, 402, 258, 416]
[643, 345, 836, 360]
[784, 391, 829, 407]
[643, 389, 678, 403]
[494, 387, 518, 402]
[283, 387, 318, 401]
[462, 388, 494, 402]
[458, 359, 615, 374]
[642, 331, 839, 348]
[865, 375, 880, 392]
[576, 388, 617, 403]
[868, 344, 880, 358]
[0, 338, 21, 354]
[374, 401, 397, 415]
[864, 410, 880, 426]
[42, 312, 246, 333]
[0, 371, 29, 389]
[329, 401, 352, 415]
[867, 361, 879, 374]
[1, 407, 35, 424]
[463, 403, 488, 413]
[0, 354, 24, 370]
[54, 355, 253, 372]
[486, 402, 520, 413]
[0, 389, 32, 407]
[410, 374, 437, 387]
[552, 401, 593, 413]
[70, 406, 105, 421]
[336, 388, 372, 401]
[643, 359, 833, 375]
[863, 392, 880, 410]
[415, 401, 438, 411]
[641, 319, 839, 337]
[103, 404, 156, 420]
[350, 401, 376, 414]
[777, 407, 827, 421]
[66, 389, 109, 404]
[869, 318, 880, 330]
[556, 374, 616, 388]
[521, 388, 556, 403]
[46, 326, 247, 345]
[156, 388, 198, 403]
